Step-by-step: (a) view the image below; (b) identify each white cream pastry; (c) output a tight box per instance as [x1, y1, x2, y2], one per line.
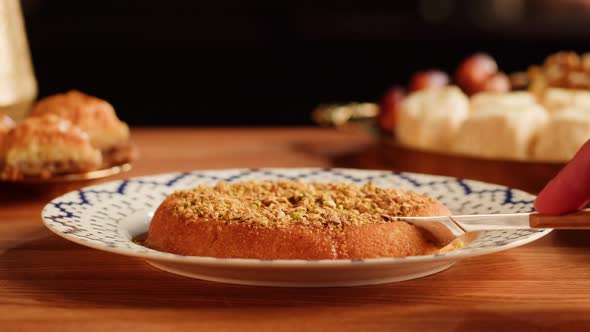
[470, 91, 537, 111]
[396, 86, 469, 152]
[533, 107, 590, 162]
[541, 88, 590, 113]
[452, 99, 548, 160]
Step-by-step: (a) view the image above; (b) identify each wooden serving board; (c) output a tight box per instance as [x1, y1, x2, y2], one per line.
[343, 138, 565, 194]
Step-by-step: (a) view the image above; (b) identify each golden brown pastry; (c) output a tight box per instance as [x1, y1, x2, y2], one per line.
[145, 180, 452, 260]
[526, 51, 590, 93]
[30, 90, 132, 165]
[1, 114, 102, 180]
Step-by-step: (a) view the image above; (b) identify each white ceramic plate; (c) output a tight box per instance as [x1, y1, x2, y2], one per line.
[41, 168, 550, 287]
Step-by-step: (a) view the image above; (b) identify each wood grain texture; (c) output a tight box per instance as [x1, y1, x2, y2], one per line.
[1, 127, 590, 332]
[530, 210, 590, 229]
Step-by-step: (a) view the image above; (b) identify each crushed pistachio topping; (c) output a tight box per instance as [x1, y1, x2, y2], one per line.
[169, 180, 437, 227]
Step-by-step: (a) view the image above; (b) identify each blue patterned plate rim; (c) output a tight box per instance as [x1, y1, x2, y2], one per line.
[41, 168, 552, 267]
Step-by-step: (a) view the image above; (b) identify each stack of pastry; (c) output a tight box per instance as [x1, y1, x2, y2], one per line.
[373, 51, 590, 163]
[395, 86, 590, 162]
[0, 91, 134, 180]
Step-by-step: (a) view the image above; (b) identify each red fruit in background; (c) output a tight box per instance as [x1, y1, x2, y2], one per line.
[408, 70, 450, 92]
[478, 71, 510, 93]
[379, 86, 406, 133]
[455, 53, 498, 95]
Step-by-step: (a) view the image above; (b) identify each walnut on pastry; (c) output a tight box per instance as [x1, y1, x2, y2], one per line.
[1, 114, 102, 180]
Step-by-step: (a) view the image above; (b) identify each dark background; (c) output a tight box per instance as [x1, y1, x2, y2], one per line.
[21, 0, 590, 126]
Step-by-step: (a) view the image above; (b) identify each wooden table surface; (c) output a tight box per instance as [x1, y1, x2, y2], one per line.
[2, 127, 590, 331]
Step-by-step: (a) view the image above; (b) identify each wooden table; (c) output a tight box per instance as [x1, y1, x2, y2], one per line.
[2, 127, 590, 331]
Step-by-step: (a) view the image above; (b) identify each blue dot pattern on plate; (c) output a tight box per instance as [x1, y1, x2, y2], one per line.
[41, 168, 545, 262]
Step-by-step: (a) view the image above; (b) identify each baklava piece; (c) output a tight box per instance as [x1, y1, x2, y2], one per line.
[31, 90, 133, 166]
[1, 114, 102, 180]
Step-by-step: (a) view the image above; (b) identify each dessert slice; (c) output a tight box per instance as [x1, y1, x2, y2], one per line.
[1, 114, 102, 180]
[145, 180, 452, 260]
[31, 90, 134, 166]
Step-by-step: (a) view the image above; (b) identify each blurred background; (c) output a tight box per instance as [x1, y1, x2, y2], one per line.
[20, 0, 590, 126]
